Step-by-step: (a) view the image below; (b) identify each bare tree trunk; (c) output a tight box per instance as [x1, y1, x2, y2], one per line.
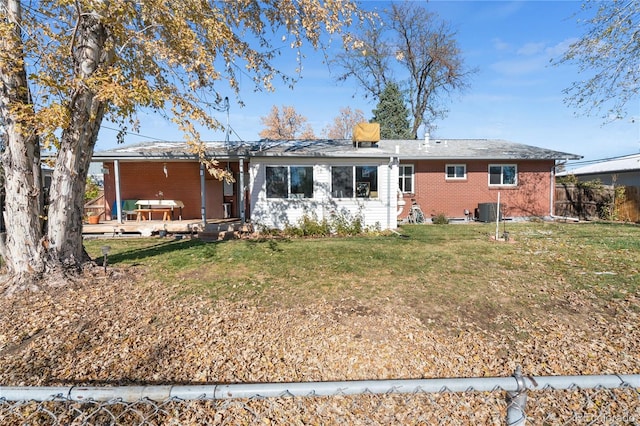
[0, 2, 111, 293]
[0, 0, 47, 292]
[46, 105, 105, 270]
[45, 7, 111, 276]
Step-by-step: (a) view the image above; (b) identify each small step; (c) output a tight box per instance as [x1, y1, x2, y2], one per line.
[197, 230, 242, 242]
[197, 221, 253, 242]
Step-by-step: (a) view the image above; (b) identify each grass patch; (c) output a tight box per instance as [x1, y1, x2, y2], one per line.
[84, 222, 640, 331]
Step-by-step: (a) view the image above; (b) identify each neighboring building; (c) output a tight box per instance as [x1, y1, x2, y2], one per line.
[92, 137, 581, 230]
[559, 153, 640, 187]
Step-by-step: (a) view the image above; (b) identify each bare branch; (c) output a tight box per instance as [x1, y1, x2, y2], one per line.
[554, 0, 640, 122]
[332, 1, 475, 138]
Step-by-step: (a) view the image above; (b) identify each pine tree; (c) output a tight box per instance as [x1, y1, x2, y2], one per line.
[333, 2, 473, 138]
[371, 83, 412, 139]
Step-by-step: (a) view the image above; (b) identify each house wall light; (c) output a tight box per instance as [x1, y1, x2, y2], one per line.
[163, 163, 168, 178]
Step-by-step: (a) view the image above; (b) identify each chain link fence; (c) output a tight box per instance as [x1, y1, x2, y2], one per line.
[1, 371, 638, 425]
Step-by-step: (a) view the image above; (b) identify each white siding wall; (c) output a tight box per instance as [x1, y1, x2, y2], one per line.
[250, 157, 399, 231]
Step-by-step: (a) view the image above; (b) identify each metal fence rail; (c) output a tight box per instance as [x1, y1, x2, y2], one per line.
[1, 371, 638, 425]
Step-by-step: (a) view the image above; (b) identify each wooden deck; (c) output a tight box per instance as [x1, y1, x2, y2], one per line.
[82, 218, 251, 240]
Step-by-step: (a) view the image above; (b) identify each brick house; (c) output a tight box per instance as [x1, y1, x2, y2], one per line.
[92, 137, 581, 230]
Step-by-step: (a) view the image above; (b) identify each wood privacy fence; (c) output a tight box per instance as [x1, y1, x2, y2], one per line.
[617, 186, 640, 222]
[555, 184, 640, 222]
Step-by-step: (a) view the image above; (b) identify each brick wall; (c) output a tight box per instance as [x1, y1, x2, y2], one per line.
[402, 159, 554, 220]
[103, 161, 225, 220]
[103, 158, 555, 222]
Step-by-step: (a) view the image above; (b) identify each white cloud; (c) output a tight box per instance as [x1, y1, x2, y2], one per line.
[545, 37, 578, 58]
[492, 38, 511, 52]
[517, 42, 545, 56]
[491, 56, 547, 76]
[491, 38, 577, 77]
[478, 1, 526, 21]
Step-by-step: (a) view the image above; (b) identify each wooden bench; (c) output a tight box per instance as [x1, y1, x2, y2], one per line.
[135, 208, 172, 222]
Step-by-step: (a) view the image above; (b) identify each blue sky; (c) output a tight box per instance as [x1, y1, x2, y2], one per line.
[95, 0, 640, 166]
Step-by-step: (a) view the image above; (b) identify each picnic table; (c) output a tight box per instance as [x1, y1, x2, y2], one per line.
[135, 200, 184, 221]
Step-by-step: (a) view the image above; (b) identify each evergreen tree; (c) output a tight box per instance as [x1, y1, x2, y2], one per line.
[371, 83, 412, 139]
[334, 2, 474, 137]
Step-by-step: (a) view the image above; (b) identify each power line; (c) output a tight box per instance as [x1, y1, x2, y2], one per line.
[100, 123, 245, 144]
[100, 125, 164, 142]
[566, 151, 640, 167]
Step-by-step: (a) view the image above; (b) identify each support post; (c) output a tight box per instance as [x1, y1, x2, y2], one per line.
[239, 158, 245, 223]
[506, 366, 527, 426]
[200, 163, 206, 226]
[114, 160, 122, 223]
[495, 191, 501, 240]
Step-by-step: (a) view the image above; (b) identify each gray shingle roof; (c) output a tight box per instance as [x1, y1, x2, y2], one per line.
[92, 138, 581, 161]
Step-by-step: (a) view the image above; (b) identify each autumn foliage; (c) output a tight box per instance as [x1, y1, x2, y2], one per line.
[323, 106, 366, 139]
[0, 0, 363, 291]
[259, 105, 316, 140]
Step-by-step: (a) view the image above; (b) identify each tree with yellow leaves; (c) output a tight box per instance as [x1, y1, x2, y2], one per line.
[259, 105, 316, 140]
[323, 106, 366, 140]
[0, 0, 361, 293]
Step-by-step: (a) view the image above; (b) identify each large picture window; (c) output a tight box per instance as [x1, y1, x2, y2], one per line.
[266, 166, 314, 198]
[331, 165, 378, 198]
[266, 166, 288, 198]
[488, 164, 517, 186]
[399, 164, 414, 193]
[446, 164, 466, 180]
[331, 166, 353, 198]
[290, 166, 314, 198]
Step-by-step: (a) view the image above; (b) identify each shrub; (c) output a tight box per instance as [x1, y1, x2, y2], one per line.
[254, 223, 283, 237]
[431, 213, 449, 225]
[284, 213, 330, 237]
[84, 176, 102, 202]
[255, 211, 381, 238]
[556, 174, 578, 185]
[275, 211, 376, 237]
[330, 211, 362, 236]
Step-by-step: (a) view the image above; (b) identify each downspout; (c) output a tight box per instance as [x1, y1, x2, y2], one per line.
[114, 160, 122, 223]
[200, 163, 206, 226]
[239, 158, 245, 223]
[394, 146, 405, 218]
[549, 162, 557, 217]
[387, 157, 392, 230]
[549, 160, 579, 222]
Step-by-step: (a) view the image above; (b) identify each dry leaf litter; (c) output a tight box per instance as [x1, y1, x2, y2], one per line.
[0, 267, 638, 424]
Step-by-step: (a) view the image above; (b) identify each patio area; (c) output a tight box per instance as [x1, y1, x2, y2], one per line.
[82, 218, 251, 240]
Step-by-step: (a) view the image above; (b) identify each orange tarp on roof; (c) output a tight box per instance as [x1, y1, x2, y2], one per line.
[353, 123, 380, 142]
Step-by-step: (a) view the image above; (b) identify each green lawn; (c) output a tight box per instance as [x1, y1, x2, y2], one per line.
[85, 221, 640, 333]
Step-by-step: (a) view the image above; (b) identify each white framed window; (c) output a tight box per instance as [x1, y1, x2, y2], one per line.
[488, 164, 517, 186]
[266, 166, 314, 198]
[446, 164, 466, 180]
[398, 164, 414, 193]
[331, 165, 378, 198]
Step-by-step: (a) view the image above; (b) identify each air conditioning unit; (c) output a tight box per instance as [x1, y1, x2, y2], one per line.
[478, 203, 501, 222]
